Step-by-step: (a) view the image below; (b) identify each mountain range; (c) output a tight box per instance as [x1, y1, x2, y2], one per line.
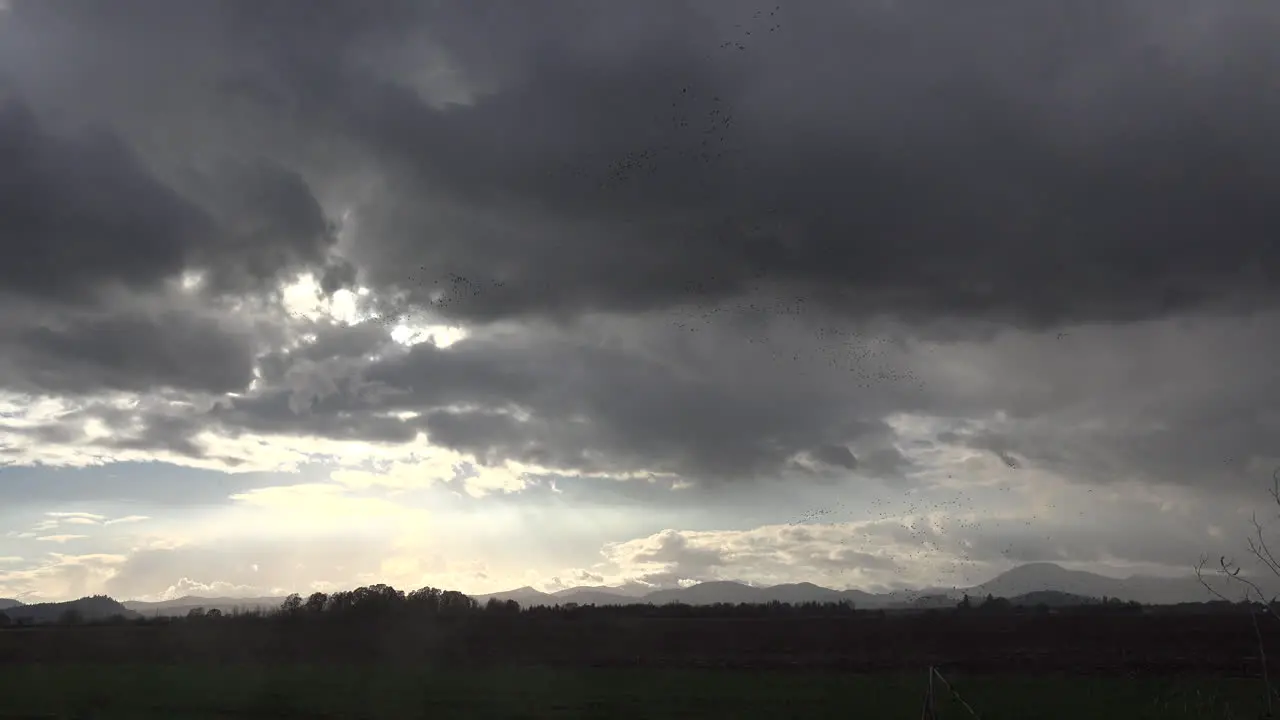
[121, 596, 285, 618]
[0, 563, 1256, 620]
[470, 562, 1255, 609]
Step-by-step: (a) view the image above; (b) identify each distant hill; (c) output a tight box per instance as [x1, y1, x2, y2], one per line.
[1008, 590, 1101, 607]
[472, 585, 655, 607]
[477, 580, 890, 608]
[765, 582, 881, 607]
[971, 562, 1118, 599]
[969, 562, 1251, 606]
[4, 595, 138, 624]
[645, 581, 768, 606]
[469, 562, 1240, 609]
[122, 596, 284, 618]
[549, 588, 634, 606]
[0, 562, 1241, 624]
[469, 586, 554, 607]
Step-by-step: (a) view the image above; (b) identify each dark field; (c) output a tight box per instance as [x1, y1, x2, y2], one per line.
[2, 612, 1275, 673]
[0, 665, 1269, 719]
[0, 612, 1276, 718]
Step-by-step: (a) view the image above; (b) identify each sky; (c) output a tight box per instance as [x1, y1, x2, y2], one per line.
[1, 0, 1279, 602]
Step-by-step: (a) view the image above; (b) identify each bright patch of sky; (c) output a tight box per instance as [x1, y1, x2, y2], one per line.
[280, 273, 466, 348]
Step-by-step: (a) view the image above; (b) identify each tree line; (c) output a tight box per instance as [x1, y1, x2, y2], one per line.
[0, 583, 1265, 629]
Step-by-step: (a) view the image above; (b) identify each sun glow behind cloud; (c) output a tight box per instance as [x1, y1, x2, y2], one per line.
[280, 273, 467, 349]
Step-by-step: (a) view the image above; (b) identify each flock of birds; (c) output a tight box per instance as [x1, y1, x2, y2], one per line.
[368, 4, 932, 390]
[343, 4, 1085, 577]
[717, 6, 785, 52]
[401, 2, 790, 308]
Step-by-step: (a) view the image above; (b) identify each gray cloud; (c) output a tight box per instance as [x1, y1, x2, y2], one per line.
[203, 316, 920, 482]
[0, 99, 210, 304]
[327, 0, 1280, 330]
[171, 157, 339, 298]
[17, 303, 1276, 504]
[808, 445, 858, 471]
[4, 0, 1279, 334]
[600, 488, 1244, 593]
[0, 0, 1276, 590]
[0, 302, 256, 396]
[0, 15, 342, 397]
[920, 312, 1280, 495]
[0, 98, 336, 305]
[0, 92, 335, 398]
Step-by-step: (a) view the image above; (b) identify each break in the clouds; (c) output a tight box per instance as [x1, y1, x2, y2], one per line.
[1, 0, 1278, 601]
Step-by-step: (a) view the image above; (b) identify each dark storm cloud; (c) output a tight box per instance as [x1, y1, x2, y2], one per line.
[18, 300, 1277, 502]
[4, 0, 1279, 504]
[809, 445, 858, 471]
[968, 409, 1280, 496]
[72, 314, 919, 484]
[923, 313, 1280, 494]
[0, 98, 336, 304]
[207, 390, 420, 446]
[0, 6, 344, 396]
[953, 510, 1233, 573]
[229, 0, 1280, 327]
[0, 88, 337, 395]
[0, 306, 256, 396]
[7, 0, 1280, 331]
[285, 323, 908, 481]
[172, 157, 339, 297]
[0, 100, 210, 303]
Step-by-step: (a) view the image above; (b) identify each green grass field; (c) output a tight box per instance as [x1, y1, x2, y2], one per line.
[0, 665, 1268, 719]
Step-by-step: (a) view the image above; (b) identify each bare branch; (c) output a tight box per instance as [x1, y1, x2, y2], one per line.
[1249, 510, 1280, 578]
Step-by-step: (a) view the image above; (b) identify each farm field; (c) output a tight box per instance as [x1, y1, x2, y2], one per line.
[2, 612, 1275, 674]
[1, 610, 1279, 719]
[0, 664, 1269, 719]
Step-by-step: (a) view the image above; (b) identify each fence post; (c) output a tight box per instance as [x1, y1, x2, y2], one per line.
[931, 666, 983, 719]
[920, 665, 937, 720]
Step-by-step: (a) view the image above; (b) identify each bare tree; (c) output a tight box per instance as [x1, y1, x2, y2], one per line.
[1196, 467, 1280, 717]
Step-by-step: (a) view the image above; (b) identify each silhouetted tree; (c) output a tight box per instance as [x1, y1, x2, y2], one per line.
[280, 594, 303, 616]
[407, 587, 441, 614]
[350, 584, 405, 617]
[327, 590, 354, 615]
[0, 611, 9, 628]
[484, 598, 521, 615]
[438, 590, 477, 616]
[979, 595, 1013, 613]
[304, 592, 329, 615]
